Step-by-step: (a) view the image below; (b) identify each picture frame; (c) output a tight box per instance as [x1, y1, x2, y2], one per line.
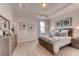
[20, 22, 27, 30]
[55, 20, 61, 27]
[62, 17, 72, 27]
[28, 24, 34, 31]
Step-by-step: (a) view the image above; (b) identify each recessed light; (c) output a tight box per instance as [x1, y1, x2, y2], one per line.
[41, 3, 47, 8]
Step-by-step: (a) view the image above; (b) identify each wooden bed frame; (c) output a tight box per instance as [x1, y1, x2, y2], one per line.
[39, 28, 73, 55]
[39, 37, 54, 55]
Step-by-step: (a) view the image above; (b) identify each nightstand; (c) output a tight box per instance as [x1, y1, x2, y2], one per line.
[71, 38, 79, 49]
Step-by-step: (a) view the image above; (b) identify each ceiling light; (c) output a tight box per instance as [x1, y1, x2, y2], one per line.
[41, 3, 47, 8]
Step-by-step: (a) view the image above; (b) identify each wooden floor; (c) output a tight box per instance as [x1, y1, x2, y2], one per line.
[12, 40, 79, 56]
[12, 40, 52, 56]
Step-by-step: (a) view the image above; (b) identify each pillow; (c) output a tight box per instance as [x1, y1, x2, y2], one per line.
[49, 30, 55, 37]
[54, 30, 60, 33]
[55, 30, 69, 37]
[49, 33, 53, 37]
[59, 32, 67, 37]
[55, 32, 61, 36]
[54, 30, 61, 36]
[60, 30, 69, 37]
[61, 30, 69, 33]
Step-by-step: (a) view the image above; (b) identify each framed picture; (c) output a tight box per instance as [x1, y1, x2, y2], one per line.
[20, 22, 27, 30]
[62, 17, 72, 27]
[28, 24, 34, 31]
[55, 20, 61, 27]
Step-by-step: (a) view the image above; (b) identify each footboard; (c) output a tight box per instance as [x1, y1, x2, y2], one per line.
[39, 38, 54, 55]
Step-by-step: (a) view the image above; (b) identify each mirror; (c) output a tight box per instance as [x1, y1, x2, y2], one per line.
[0, 15, 10, 30]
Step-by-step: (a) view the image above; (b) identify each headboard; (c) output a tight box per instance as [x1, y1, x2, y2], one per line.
[55, 28, 73, 37]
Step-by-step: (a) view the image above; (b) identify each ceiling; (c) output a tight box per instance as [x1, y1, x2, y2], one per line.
[11, 3, 71, 17]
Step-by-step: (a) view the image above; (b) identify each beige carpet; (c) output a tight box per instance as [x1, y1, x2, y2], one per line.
[57, 46, 79, 56]
[12, 41, 52, 56]
[12, 41, 79, 56]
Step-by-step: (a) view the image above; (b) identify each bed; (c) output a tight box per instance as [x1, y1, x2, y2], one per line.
[53, 36, 72, 54]
[52, 28, 73, 54]
[39, 28, 73, 54]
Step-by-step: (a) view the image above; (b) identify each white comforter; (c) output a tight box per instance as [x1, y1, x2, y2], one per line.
[52, 36, 71, 54]
[39, 35, 72, 54]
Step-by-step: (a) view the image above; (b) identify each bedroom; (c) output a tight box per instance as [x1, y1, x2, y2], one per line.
[13, 3, 79, 56]
[38, 3, 79, 55]
[0, 3, 79, 56]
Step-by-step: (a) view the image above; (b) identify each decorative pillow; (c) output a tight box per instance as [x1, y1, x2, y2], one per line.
[55, 32, 61, 36]
[54, 30, 60, 36]
[49, 30, 55, 37]
[54, 30, 60, 33]
[60, 30, 69, 37]
[61, 30, 69, 33]
[55, 30, 69, 37]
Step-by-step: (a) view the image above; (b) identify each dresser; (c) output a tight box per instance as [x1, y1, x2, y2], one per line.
[0, 36, 9, 56]
[9, 33, 17, 55]
[0, 33, 17, 56]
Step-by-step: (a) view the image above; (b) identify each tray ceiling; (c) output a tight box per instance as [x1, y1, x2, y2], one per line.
[11, 3, 71, 17]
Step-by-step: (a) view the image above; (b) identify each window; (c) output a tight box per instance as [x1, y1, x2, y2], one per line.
[40, 21, 45, 33]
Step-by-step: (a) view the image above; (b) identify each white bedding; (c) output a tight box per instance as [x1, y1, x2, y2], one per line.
[53, 36, 72, 54]
[39, 35, 72, 54]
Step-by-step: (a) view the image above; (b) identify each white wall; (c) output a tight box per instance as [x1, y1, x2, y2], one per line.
[0, 3, 14, 29]
[49, 8, 79, 30]
[14, 14, 38, 42]
[0, 3, 38, 43]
